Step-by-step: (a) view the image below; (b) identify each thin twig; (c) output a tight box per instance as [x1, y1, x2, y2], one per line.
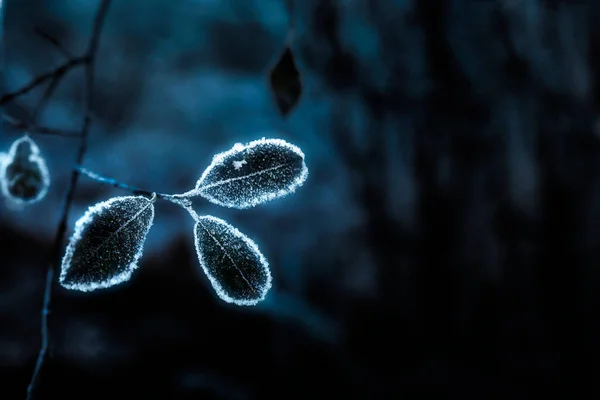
[34, 27, 74, 60]
[23, 267, 52, 399]
[29, 70, 66, 129]
[25, 2, 112, 399]
[1, 114, 80, 137]
[77, 166, 168, 198]
[0, 56, 86, 107]
[31, 126, 79, 137]
[3, 27, 77, 137]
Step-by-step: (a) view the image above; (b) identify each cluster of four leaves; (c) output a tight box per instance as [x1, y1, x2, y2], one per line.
[2, 135, 307, 306]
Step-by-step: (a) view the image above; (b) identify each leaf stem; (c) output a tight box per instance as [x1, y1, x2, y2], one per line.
[77, 166, 169, 199]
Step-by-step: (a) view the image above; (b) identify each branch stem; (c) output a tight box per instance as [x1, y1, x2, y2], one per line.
[77, 166, 169, 199]
[0, 56, 86, 107]
[25, 2, 113, 399]
[1, 114, 80, 137]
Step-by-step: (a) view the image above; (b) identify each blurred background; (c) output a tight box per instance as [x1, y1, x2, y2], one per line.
[1, 0, 600, 397]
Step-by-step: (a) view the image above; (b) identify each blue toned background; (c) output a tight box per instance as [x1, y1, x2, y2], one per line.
[2, 0, 600, 397]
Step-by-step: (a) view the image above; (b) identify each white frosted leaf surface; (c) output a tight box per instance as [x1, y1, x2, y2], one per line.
[192, 138, 308, 209]
[194, 215, 272, 306]
[0, 135, 50, 205]
[60, 196, 155, 292]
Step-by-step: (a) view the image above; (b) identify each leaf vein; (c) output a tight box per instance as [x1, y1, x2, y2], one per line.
[73, 199, 152, 268]
[198, 162, 292, 192]
[198, 219, 257, 294]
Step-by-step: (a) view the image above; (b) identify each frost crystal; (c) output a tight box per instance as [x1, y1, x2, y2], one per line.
[194, 215, 272, 306]
[188, 138, 308, 209]
[232, 159, 247, 170]
[60, 196, 155, 292]
[0, 135, 50, 205]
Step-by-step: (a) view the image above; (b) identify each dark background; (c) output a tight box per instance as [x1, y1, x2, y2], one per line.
[1, 0, 599, 398]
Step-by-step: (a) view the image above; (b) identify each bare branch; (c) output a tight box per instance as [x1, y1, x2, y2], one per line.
[1, 114, 80, 137]
[34, 27, 74, 59]
[0, 56, 86, 107]
[25, 2, 113, 399]
[29, 70, 66, 128]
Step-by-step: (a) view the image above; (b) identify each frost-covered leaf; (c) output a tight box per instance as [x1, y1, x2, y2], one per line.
[269, 47, 302, 117]
[188, 138, 308, 209]
[0, 135, 50, 205]
[194, 215, 272, 306]
[59, 196, 155, 292]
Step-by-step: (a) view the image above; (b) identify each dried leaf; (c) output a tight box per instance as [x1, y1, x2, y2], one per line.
[269, 47, 302, 117]
[0, 135, 50, 205]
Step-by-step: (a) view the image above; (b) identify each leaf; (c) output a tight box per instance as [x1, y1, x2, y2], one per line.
[269, 47, 302, 117]
[0, 135, 50, 205]
[187, 138, 308, 209]
[194, 215, 272, 306]
[59, 195, 155, 292]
